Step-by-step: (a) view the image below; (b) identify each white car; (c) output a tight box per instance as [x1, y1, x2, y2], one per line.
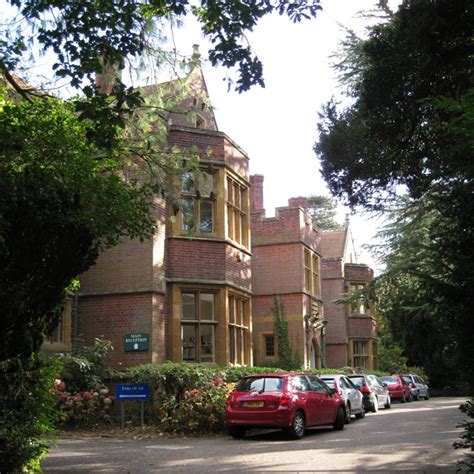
[320, 374, 365, 423]
[401, 374, 430, 400]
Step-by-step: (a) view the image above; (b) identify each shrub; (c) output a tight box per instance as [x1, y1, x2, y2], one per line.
[0, 355, 62, 473]
[454, 398, 474, 471]
[57, 338, 114, 392]
[55, 383, 114, 427]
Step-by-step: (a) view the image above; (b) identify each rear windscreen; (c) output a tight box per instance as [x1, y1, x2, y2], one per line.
[380, 377, 399, 385]
[236, 377, 283, 392]
[348, 376, 364, 388]
[321, 378, 335, 389]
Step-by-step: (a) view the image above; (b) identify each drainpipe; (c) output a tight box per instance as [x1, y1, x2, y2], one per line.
[72, 292, 78, 351]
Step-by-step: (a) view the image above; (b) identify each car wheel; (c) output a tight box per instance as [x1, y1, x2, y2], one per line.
[371, 397, 379, 413]
[401, 393, 406, 403]
[333, 407, 345, 431]
[229, 427, 246, 439]
[345, 404, 352, 424]
[287, 411, 305, 440]
[355, 406, 365, 419]
[384, 395, 391, 409]
[425, 391, 430, 400]
[408, 392, 414, 402]
[415, 391, 420, 401]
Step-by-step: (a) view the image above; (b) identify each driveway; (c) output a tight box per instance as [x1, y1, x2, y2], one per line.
[42, 396, 469, 472]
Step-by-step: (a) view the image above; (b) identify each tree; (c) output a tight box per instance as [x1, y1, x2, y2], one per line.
[314, 0, 474, 393]
[306, 195, 342, 231]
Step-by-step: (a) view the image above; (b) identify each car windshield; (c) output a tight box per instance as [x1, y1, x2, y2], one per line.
[236, 377, 283, 392]
[348, 376, 364, 388]
[380, 377, 399, 385]
[321, 378, 335, 389]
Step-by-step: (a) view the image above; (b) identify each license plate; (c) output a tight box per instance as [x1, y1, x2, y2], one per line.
[243, 401, 264, 408]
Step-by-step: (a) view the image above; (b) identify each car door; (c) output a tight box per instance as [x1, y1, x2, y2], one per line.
[292, 375, 319, 426]
[308, 375, 337, 425]
[368, 375, 386, 404]
[341, 376, 362, 413]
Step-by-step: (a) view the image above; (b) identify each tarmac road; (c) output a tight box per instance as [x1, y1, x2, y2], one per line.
[41, 396, 470, 473]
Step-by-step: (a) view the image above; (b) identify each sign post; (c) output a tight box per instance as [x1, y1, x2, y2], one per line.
[115, 383, 151, 428]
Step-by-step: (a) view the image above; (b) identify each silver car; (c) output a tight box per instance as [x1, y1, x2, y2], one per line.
[401, 374, 430, 400]
[320, 374, 365, 423]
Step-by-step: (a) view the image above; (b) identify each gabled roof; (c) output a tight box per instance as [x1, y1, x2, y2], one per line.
[139, 50, 218, 131]
[319, 221, 358, 264]
[319, 228, 347, 259]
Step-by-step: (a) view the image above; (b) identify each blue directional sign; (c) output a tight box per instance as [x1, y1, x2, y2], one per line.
[115, 383, 151, 401]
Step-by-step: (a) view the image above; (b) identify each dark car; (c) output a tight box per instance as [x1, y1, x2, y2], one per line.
[347, 374, 391, 412]
[379, 375, 413, 403]
[225, 373, 347, 439]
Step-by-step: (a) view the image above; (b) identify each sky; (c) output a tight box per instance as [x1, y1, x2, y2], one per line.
[165, 0, 398, 272]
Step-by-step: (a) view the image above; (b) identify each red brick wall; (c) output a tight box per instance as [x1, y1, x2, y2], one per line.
[250, 174, 264, 211]
[348, 316, 377, 339]
[252, 243, 303, 295]
[77, 292, 166, 369]
[325, 343, 347, 368]
[345, 263, 374, 281]
[167, 238, 251, 291]
[169, 127, 249, 179]
[252, 293, 305, 366]
[321, 276, 347, 345]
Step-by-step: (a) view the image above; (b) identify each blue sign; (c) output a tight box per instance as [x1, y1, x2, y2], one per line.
[115, 383, 151, 401]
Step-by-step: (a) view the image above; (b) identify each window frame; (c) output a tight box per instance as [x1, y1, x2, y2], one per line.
[181, 290, 218, 363]
[228, 293, 250, 366]
[226, 176, 249, 248]
[180, 170, 216, 235]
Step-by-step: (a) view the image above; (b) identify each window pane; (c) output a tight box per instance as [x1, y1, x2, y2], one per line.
[182, 293, 196, 320]
[265, 335, 275, 357]
[182, 171, 194, 193]
[235, 209, 241, 243]
[182, 325, 196, 362]
[229, 296, 235, 324]
[200, 200, 213, 233]
[181, 198, 195, 231]
[200, 293, 215, 320]
[234, 184, 240, 207]
[229, 326, 235, 364]
[200, 172, 214, 196]
[200, 324, 214, 362]
[227, 204, 234, 239]
[227, 178, 233, 203]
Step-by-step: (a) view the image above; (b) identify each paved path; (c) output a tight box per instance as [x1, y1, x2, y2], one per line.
[42, 396, 470, 472]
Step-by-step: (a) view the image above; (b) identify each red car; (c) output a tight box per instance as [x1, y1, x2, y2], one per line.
[225, 372, 346, 440]
[379, 375, 413, 403]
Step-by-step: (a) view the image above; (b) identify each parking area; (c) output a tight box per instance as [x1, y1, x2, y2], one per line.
[42, 397, 469, 473]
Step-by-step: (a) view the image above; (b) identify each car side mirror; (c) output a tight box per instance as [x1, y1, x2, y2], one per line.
[329, 388, 336, 395]
[382, 382, 388, 387]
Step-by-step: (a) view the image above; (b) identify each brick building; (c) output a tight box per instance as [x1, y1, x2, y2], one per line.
[320, 224, 378, 370]
[75, 61, 253, 368]
[40, 59, 377, 371]
[250, 176, 325, 369]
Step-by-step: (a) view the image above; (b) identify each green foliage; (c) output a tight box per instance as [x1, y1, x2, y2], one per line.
[272, 298, 301, 371]
[0, 355, 62, 473]
[3, 0, 321, 94]
[316, 0, 474, 208]
[306, 195, 342, 230]
[377, 344, 408, 375]
[57, 338, 114, 393]
[454, 399, 474, 471]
